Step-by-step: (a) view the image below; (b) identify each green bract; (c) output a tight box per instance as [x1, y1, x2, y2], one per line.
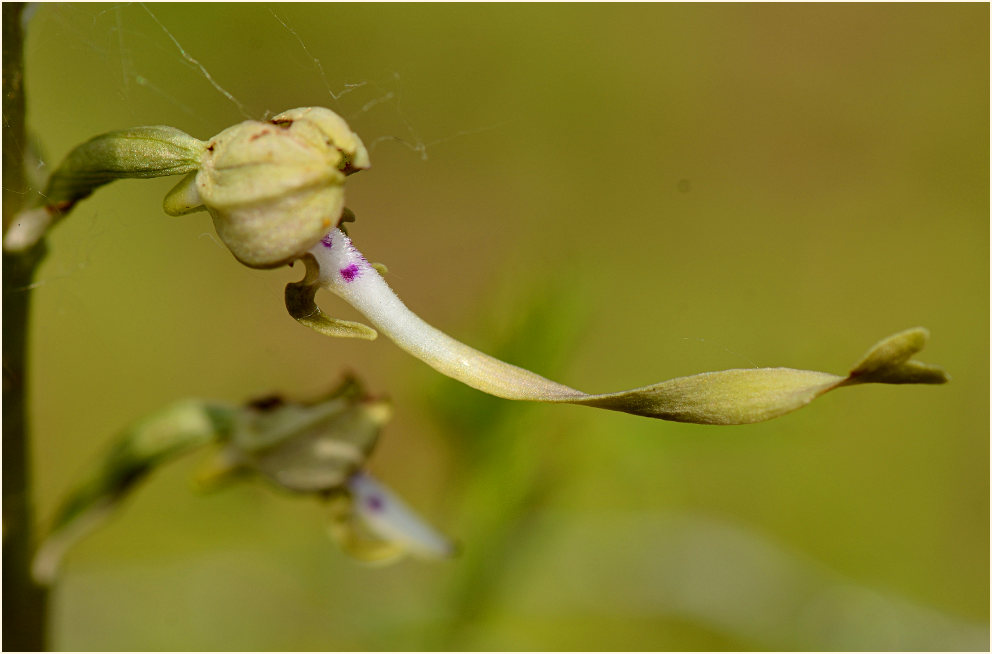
[45, 125, 206, 206]
[3, 126, 206, 251]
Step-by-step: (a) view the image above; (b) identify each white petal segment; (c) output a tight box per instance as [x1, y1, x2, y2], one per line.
[347, 472, 454, 559]
[309, 229, 585, 402]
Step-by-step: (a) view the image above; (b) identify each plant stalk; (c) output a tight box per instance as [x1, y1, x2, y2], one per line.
[3, 3, 50, 650]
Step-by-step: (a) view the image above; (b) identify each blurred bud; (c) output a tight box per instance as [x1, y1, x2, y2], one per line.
[203, 380, 454, 562]
[164, 107, 370, 268]
[35, 377, 452, 583]
[206, 377, 390, 493]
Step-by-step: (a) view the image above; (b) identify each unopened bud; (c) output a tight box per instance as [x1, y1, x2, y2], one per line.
[165, 107, 369, 268]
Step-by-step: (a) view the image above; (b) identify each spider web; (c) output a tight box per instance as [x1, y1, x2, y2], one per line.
[36, 4, 505, 162]
[23, 3, 507, 292]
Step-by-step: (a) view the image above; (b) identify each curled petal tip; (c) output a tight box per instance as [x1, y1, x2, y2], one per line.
[846, 328, 948, 385]
[286, 257, 378, 341]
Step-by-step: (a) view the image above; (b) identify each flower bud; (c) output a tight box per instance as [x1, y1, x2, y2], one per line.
[166, 107, 369, 268]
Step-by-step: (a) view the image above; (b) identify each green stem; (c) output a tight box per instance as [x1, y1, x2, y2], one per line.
[3, 4, 50, 650]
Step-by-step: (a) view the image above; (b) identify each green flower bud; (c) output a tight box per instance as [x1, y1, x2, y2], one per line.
[165, 107, 370, 268]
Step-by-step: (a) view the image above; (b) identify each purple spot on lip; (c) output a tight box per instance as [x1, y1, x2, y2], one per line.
[339, 263, 360, 282]
[366, 494, 383, 511]
[320, 235, 334, 248]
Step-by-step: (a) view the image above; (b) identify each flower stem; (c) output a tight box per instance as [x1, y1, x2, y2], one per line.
[3, 4, 50, 649]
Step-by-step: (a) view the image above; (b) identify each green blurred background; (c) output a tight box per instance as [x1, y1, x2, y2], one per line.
[21, 3, 988, 650]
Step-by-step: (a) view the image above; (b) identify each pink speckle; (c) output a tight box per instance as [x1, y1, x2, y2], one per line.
[366, 494, 384, 511]
[339, 263, 360, 282]
[320, 235, 334, 248]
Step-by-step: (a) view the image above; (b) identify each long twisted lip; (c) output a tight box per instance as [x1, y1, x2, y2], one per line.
[286, 226, 947, 425]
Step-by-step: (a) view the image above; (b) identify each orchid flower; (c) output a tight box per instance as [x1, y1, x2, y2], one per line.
[33, 378, 453, 584]
[11, 105, 949, 580]
[6, 106, 947, 427]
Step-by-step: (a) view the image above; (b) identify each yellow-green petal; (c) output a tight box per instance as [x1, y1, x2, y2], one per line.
[572, 368, 843, 424]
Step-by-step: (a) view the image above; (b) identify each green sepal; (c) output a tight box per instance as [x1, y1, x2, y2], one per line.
[162, 171, 203, 216]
